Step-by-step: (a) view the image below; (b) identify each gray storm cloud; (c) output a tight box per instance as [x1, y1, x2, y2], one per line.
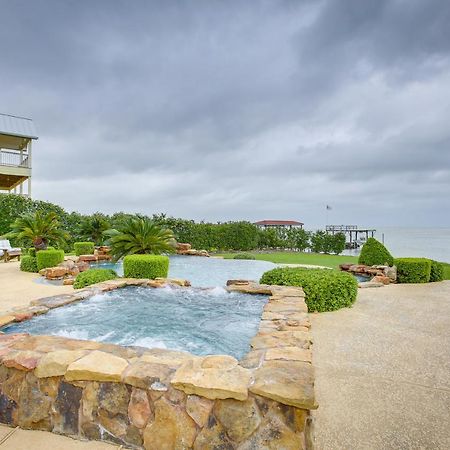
[0, 0, 449, 227]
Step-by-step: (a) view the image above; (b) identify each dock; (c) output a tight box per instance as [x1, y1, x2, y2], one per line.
[326, 225, 376, 249]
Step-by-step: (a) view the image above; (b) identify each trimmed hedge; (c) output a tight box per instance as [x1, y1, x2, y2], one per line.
[20, 255, 38, 273]
[233, 253, 256, 260]
[358, 238, 394, 266]
[28, 248, 36, 257]
[74, 241, 95, 256]
[123, 254, 169, 279]
[430, 260, 444, 282]
[73, 268, 117, 289]
[260, 267, 358, 312]
[395, 258, 432, 283]
[36, 249, 65, 271]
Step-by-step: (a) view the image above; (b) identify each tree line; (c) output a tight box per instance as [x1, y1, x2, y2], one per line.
[0, 194, 346, 254]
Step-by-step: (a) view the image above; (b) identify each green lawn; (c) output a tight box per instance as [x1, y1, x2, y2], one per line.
[442, 263, 450, 280]
[217, 252, 358, 269]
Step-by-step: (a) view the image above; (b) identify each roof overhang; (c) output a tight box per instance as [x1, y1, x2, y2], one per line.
[0, 113, 38, 150]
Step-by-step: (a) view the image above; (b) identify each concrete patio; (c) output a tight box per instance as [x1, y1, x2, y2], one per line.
[311, 281, 450, 449]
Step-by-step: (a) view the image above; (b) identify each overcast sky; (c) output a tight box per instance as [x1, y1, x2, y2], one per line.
[1, 0, 449, 227]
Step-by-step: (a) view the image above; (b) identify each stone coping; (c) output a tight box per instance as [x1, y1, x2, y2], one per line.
[0, 278, 317, 411]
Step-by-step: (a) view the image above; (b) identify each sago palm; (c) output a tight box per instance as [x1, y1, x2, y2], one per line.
[104, 217, 176, 260]
[7, 211, 69, 250]
[78, 214, 110, 245]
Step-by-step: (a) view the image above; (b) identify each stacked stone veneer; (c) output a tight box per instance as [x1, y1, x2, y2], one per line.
[0, 278, 316, 449]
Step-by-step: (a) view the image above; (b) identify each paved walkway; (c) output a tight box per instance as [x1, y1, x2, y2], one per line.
[0, 261, 73, 314]
[0, 425, 116, 449]
[311, 281, 450, 450]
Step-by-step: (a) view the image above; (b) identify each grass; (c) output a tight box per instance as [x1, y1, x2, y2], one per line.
[442, 263, 450, 280]
[218, 251, 450, 278]
[217, 251, 358, 270]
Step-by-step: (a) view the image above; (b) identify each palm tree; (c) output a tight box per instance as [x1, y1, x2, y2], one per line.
[78, 214, 110, 245]
[104, 217, 176, 260]
[7, 211, 69, 250]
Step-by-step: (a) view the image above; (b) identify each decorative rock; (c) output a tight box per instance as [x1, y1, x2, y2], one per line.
[35, 349, 88, 377]
[265, 347, 312, 363]
[171, 356, 251, 401]
[143, 397, 197, 450]
[98, 382, 130, 416]
[3, 350, 41, 371]
[128, 388, 152, 429]
[63, 277, 75, 285]
[17, 373, 52, 429]
[193, 415, 233, 450]
[65, 351, 128, 382]
[186, 395, 214, 427]
[250, 360, 316, 410]
[384, 265, 397, 282]
[371, 275, 391, 285]
[251, 331, 311, 350]
[53, 381, 83, 435]
[122, 360, 174, 389]
[214, 397, 261, 442]
[0, 315, 16, 327]
[45, 266, 69, 279]
[236, 403, 304, 450]
[13, 312, 33, 322]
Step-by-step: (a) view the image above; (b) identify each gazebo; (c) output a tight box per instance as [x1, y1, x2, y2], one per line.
[0, 113, 38, 197]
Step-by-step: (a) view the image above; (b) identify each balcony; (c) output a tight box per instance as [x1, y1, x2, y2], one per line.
[0, 149, 30, 169]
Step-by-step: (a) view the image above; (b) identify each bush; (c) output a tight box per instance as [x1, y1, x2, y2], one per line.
[28, 247, 36, 257]
[260, 267, 358, 312]
[358, 238, 394, 266]
[20, 255, 38, 272]
[123, 254, 169, 279]
[74, 241, 95, 256]
[233, 253, 256, 260]
[36, 249, 65, 271]
[395, 258, 432, 283]
[73, 268, 117, 289]
[430, 260, 444, 282]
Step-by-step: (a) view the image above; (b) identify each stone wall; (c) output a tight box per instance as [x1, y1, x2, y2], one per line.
[0, 279, 316, 449]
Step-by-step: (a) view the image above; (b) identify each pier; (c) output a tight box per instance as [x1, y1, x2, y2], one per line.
[326, 225, 376, 249]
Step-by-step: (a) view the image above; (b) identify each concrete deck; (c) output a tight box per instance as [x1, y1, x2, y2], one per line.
[0, 425, 116, 449]
[0, 261, 73, 314]
[311, 281, 450, 449]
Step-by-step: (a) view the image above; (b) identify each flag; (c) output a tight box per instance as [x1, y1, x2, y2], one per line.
[326, 205, 332, 210]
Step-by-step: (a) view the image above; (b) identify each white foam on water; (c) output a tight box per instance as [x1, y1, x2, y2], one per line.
[54, 329, 90, 340]
[207, 286, 229, 296]
[133, 337, 168, 349]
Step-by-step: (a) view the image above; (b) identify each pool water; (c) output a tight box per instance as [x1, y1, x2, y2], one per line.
[90, 255, 275, 287]
[5, 286, 267, 359]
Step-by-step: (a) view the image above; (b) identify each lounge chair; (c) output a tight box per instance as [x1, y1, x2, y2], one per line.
[0, 239, 22, 262]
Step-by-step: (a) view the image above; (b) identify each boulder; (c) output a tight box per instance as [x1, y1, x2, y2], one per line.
[371, 275, 391, 285]
[45, 266, 70, 279]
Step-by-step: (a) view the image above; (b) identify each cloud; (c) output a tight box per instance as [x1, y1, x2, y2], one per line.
[0, 0, 449, 227]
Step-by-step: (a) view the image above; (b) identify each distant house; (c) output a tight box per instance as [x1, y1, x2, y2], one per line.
[254, 220, 304, 230]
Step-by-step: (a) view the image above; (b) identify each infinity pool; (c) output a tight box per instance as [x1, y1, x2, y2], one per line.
[90, 255, 275, 287]
[5, 286, 267, 359]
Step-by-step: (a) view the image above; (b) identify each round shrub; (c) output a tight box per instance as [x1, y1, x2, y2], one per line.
[123, 254, 169, 279]
[429, 260, 444, 282]
[36, 249, 65, 271]
[74, 268, 117, 289]
[260, 267, 358, 312]
[395, 258, 432, 283]
[233, 253, 256, 260]
[20, 255, 38, 273]
[358, 238, 394, 266]
[74, 241, 95, 256]
[28, 247, 36, 257]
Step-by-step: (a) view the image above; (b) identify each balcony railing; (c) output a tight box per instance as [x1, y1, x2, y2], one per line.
[0, 150, 30, 168]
